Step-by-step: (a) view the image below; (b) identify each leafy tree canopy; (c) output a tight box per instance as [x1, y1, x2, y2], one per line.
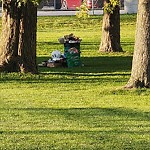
[17, 0, 42, 5]
[0, 0, 42, 6]
[104, 0, 120, 14]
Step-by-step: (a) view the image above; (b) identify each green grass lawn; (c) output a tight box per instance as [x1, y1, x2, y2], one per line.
[1, 14, 150, 150]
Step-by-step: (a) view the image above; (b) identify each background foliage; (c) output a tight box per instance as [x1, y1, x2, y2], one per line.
[104, 0, 120, 14]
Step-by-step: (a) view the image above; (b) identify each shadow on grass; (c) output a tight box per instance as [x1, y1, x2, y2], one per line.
[0, 74, 127, 82]
[37, 41, 60, 46]
[1, 128, 150, 135]
[1, 107, 150, 149]
[38, 41, 100, 46]
[0, 55, 132, 84]
[38, 55, 132, 74]
[11, 107, 150, 120]
[1, 107, 150, 134]
[37, 41, 134, 47]
[37, 40, 134, 53]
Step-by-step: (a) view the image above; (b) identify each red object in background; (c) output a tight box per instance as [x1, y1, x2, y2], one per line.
[61, 0, 100, 10]
[66, 0, 82, 9]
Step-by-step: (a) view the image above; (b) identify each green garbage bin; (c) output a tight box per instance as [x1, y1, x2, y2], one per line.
[64, 42, 81, 68]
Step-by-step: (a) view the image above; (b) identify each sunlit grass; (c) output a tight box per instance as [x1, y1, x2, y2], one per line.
[1, 14, 150, 150]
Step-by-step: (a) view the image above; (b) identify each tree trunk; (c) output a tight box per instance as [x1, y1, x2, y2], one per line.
[0, 0, 20, 72]
[99, 0, 122, 52]
[18, 0, 38, 74]
[0, 0, 38, 74]
[125, 0, 150, 88]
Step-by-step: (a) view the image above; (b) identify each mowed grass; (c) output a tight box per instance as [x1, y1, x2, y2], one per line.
[1, 14, 150, 150]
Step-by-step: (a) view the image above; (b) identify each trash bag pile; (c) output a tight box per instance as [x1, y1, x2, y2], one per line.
[58, 33, 82, 44]
[38, 50, 67, 68]
[38, 33, 82, 68]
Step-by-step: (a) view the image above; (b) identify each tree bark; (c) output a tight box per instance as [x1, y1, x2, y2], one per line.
[0, 0, 38, 74]
[125, 0, 150, 88]
[18, 0, 38, 74]
[0, 0, 20, 72]
[99, 0, 122, 52]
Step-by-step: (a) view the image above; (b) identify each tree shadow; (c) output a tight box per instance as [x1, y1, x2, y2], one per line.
[121, 41, 134, 46]
[1, 107, 150, 129]
[1, 107, 150, 143]
[37, 41, 60, 46]
[0, 55, 132, 83]
[37, 55, 133, 74]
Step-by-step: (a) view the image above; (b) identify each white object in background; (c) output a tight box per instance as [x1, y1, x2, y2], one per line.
[124, 0, 138, 14]
[51, 50, 61, 61]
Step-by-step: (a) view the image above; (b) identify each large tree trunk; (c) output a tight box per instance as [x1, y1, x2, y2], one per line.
[0, 0, 20, 72]
[0, 0, 38, 74]
[18, 0, 38, 74]
[125, 0, 150, 88]
[99, 0, 122, 52]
